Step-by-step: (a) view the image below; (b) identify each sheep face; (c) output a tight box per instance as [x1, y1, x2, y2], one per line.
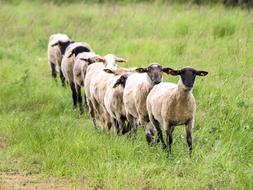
[180, 68, 198, 89]
[164, 67, 208, 90]
[136, 64, 163, 85]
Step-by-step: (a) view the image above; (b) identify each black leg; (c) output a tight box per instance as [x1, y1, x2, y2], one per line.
[166, 126, 175, 154]
[186, 127, 193, 158]
[127, 114, 137, 140]
[145, 131, 153, 144]
[122, 120, 131, 135]
[70, 82, 77, 109]
[60, 69, 65, 87]
[50, 62, 57, 79]
[117, 116, 124, 135]
[112, 118, 120, 134]
[152, 117, 166, 149]
[76, 84, 83, 114]
[185, 119, 194, 157]
[105, 113, 113, 131]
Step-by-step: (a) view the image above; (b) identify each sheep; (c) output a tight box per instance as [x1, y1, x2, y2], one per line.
[47, 33, 73, 86]
[73, 52, 105, 113]
[85, 54, 127, 130]
[103, 68, 136, 134]
[122, 63, 172, 142]
[61, 42, 93, 113]
[146, 67, 208, 156]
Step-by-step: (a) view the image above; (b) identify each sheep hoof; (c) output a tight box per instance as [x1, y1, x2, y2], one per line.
[145, 133, 153, 144]
[79, 108, 84, 115]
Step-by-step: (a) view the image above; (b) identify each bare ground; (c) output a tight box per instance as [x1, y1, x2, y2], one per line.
[0, 137, 76, 190]
[0, 172, 74, 190]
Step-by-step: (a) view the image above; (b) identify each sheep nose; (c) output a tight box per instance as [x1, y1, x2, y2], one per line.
[154, 81, 160, 85]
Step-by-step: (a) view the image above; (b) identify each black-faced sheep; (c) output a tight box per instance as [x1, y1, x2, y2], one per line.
[122, 64, 171, 141]
[146, 67, 208, 156]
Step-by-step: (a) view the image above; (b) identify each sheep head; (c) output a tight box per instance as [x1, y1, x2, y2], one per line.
[163, 67, 208, 90]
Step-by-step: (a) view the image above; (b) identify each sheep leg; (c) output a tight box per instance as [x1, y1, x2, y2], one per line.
[75, 84, 84, 114]
[122, 120, 131, 135]
[83, 92, 88, 108]
[115, 115, 127, 135]
[87, 98, 97, 129]
[59, 69, 65, 87]
[144, 123, 154, 145]
[99, 105, 111, 131]
[91, 98, 104, 130]
[117, 117, 124, 135]
[185, 120, 193, 157]
[93, 102, 109, 131]
[166, 125, 175, 154]
[140, 116, 154, 144]
[151, 118, 166, 149]
[149, 114, 166, 148]
[70, 82, 77, 109]
[127, 114, 137, 140]
[105, 114, 113, 131]
[112, 118, 120, 134]
[50, 62, 57, 79]
[120, 115, 130, 135]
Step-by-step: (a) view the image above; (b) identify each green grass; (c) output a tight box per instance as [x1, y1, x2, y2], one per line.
[0, 2, 253, 189]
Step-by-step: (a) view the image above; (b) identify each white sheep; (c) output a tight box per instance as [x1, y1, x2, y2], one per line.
[61, 42, 93, 113]
[123, 63, 171, 141]
[146, 67, 208, 156]
[73, 52, 105, 113]
[103, 68, 136, 134]
[85, 54, 127, 130]
[47, 33, 72, 86]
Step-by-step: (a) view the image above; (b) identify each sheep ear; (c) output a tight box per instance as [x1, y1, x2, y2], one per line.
[51, 42, 59, 47]
[80, 58, 88, 62]
[104, 69, 115, 74]
[80, 58, 94, 65]
[113, 75, 128, 88]
[70, 40, 75, 44]
[163, 67, 181, 76]
[96, 57, 106, 63]
[113, 79, 121, 88]
[116, 57, 127, 63]
[68, 51, 74, 58]
[196, 70, 208, 76]
[135, 68, 147, 73]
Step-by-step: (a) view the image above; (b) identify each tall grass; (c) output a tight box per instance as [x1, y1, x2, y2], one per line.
[0, 2, 252, 189]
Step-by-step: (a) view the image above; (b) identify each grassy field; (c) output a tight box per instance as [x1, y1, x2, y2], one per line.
[0, 1, 253, 189]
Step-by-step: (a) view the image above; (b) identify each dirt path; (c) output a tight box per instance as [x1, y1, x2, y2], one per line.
[0, 137, 75, 190]
[0, 172, 74, 190]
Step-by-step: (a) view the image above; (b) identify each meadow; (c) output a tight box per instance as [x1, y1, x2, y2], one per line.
[0, 1, 253, 189]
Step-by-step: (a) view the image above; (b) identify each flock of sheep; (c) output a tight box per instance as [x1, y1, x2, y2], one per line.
[48, 33, 208, 156]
